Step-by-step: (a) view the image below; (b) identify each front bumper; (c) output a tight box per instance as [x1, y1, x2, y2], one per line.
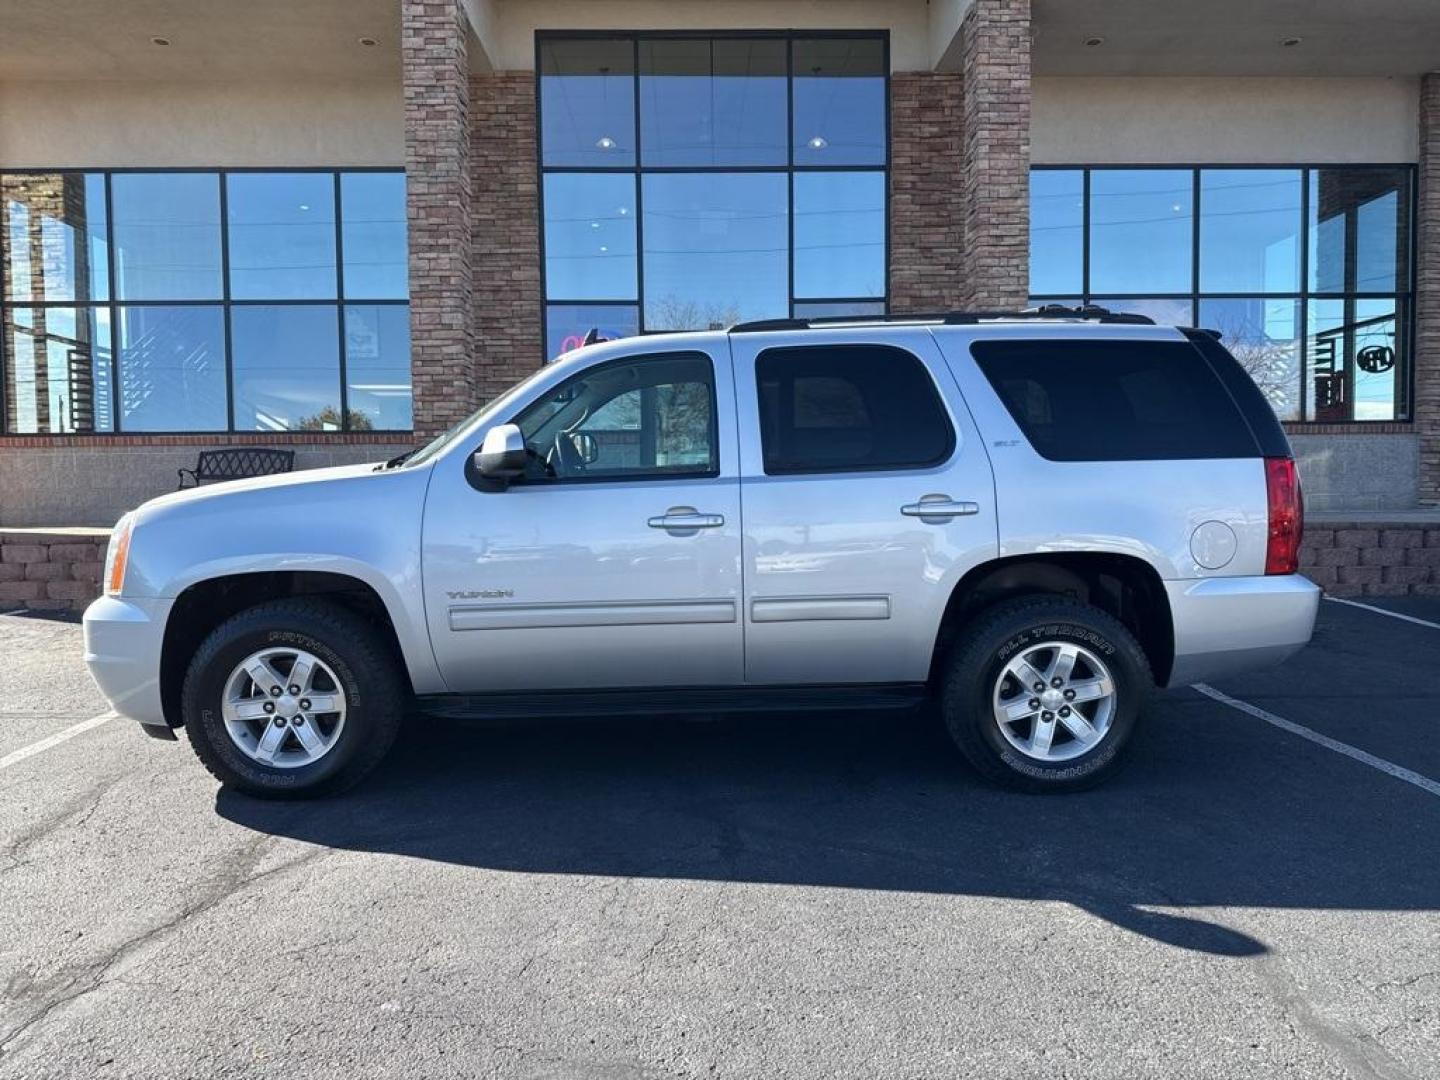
[1164, 574, 1320, 687]
[83, 595, 174, 732]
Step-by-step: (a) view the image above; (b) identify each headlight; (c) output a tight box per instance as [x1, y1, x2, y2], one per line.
[104, 515, 134, 597]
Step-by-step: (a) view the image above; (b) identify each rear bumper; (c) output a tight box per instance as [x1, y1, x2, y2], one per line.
[1164, 574, 1320, 687]
[83, 595, 174, 732]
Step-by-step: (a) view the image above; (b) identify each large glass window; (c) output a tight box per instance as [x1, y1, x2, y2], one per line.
[643, 172, 788, 328]
[538, 32, 888, 360]
[0, 169, 410, 433]
[1030, 165, 1416, 423]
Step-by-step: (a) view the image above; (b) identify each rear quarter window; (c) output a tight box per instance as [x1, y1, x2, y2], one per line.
[970, 338, 1260, 461]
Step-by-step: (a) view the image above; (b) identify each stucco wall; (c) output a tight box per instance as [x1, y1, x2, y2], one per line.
[0, 79, 403, 167]
[0, 444, 410, 528]
[1033, 77, 1419, 165]
[488, 0, 930, 70]
[1290, 432, 1419, 513]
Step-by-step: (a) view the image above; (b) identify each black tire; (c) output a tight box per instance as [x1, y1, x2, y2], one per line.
[940, 595, 1153, 793]
[182, 598, 405, 798]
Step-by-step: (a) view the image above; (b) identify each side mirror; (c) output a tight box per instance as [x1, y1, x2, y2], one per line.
[570, 431, 600, 464]
[474, 423, 527, 479]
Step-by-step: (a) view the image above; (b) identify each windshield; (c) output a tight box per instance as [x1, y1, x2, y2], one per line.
[401, 363, 559, 469]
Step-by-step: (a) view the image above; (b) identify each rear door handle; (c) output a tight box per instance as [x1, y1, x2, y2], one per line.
[901, 495, 980, 521]
[647, 507, 726, 532]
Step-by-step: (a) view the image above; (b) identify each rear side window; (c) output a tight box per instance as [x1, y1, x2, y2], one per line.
[756, 344, 955, 474]
[971, 339, 1260, 461]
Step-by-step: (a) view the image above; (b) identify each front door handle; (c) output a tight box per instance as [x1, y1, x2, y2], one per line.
[647, 506, 726, 534]
[901, 495, 980, 522]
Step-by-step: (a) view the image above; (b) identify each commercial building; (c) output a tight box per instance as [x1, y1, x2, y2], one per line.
[0, 0, 1436, 542]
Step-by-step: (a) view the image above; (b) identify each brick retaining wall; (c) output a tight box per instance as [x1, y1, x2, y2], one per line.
[1299, 524, 1440, 597]
[0, 528, 110, 612]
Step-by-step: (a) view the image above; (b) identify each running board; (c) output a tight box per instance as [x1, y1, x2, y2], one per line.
[415, 683, 929, 723]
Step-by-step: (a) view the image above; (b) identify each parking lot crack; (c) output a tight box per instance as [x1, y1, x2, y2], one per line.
[1256, 955, 1418, 1080]
[0, 837, 330, 1060]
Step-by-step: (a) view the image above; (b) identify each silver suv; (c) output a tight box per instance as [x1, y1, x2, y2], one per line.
[84, 308, 1319, 797]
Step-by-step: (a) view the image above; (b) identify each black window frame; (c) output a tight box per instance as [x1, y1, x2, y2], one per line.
[1029, 163, 1419, 426]
[0, 165, 410, 436]
[504, 349, 722, 486]
[536, 29, 891, 360]
[754, 343, 956, 476]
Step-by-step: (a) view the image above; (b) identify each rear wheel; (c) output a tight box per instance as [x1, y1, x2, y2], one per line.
[941, 596, 1152, 792]
[182, 598, 404, 798]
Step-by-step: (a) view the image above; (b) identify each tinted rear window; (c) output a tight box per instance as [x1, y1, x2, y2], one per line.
[757, 344, 955, 474]
[971, 339, 1260, 461]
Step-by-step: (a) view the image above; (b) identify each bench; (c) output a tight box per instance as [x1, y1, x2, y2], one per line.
[177, 448, 296, 489]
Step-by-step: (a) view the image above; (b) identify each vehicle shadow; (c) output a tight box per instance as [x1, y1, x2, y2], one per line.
[216, 694, 1440, 958]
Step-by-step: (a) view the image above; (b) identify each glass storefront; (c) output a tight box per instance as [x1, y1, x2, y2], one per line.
[0, 169, 410, 434]
[1030, 165, 1415, 422]
[538, 32, 888, 359]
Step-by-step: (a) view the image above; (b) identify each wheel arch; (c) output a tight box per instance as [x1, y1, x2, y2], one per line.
[929, 553, 1175, 687]
[158, 570, 414, 729]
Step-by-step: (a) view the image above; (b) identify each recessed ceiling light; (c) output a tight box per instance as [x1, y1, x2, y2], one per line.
[595, 136, 617, 151]
[1280, 36, 1302, 47]
[299, 204, 310, 212]
[1084, 36, 1104, 47]
[807, 135, 829, 150]
[358, 37, 379, 47]
[150, 36, 171, 46]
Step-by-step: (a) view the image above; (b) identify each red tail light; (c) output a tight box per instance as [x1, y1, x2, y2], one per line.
[1265, 457, 1303, 575]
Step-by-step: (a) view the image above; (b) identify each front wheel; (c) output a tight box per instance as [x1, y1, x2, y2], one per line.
[941, 596, 1153, 792]
[182, 598, 405, 798]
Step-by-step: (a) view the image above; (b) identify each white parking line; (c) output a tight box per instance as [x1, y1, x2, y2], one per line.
[0, 713, 117, 771]
[0, 609, 25, 617]
[1324, 595, 1440, 631]
[1193, 684, 1440, 799]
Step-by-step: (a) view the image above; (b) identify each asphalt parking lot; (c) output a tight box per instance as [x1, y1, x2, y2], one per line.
[1, 598, 1438, 1079]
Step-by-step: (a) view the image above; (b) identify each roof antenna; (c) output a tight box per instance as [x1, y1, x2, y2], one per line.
[581, 327, 608, 346]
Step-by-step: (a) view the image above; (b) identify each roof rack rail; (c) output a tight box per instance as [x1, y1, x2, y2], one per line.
[728, 303, 1155, 334]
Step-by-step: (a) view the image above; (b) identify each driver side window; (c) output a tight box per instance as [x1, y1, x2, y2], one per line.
[512, 352, 718, 482]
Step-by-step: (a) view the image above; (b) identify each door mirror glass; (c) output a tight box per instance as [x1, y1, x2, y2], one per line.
[475, 423, 527, 478]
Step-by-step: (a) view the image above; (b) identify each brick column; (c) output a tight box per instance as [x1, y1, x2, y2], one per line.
[402, 0, 474, 441]
[959, 0, 1031, 310]
[1418, 73, 1440, 505]
[889, 73, 966, 313]
[471, 73, 543, 403]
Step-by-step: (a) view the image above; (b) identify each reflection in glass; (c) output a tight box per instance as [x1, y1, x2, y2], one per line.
[3, 306, 112, 433]
[793, 300, 886, 318]
[540, 38, 636, 167]
[117, 305, 226, 431]
[639, 38, 787, 166]
[2, 173, 109, 303]
[1310, 168, 1410, 294]
[227, 172, 337, 299]
[112, 173, 223, 300]
[1199, 169, 1301, 293]
[543, 173, 637, 300]
[231, 305, 342, 430]
[793, 172, 884, 300]
[1029, 170, 1083, 296]
[1089, 170, 1192, 294]
[344, 305, 411, 430]
[1087, 297, 1193, 326]
[643, 173, 788, 328]
[341, 172, 408, 300]
[1307, 298, 1402, 422]
[1198, 298, 1301, 421]
[792, 38, 886, 165]
[545, 303, 639, 360]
